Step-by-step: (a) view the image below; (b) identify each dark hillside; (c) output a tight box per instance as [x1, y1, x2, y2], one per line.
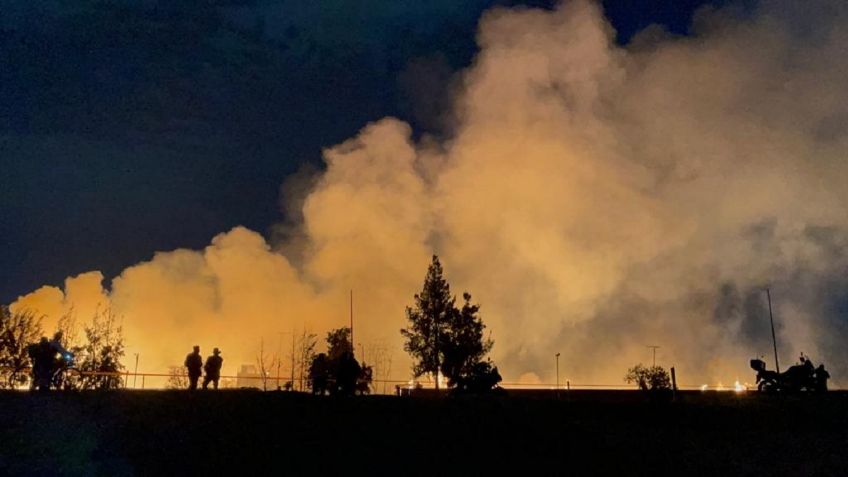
[1, 390, 846, 476]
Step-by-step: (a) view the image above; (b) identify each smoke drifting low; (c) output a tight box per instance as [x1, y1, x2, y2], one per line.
[12, 0, 848, 386]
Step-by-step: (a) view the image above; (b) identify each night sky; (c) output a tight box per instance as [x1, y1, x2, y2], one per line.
[0, 0, 723, 304]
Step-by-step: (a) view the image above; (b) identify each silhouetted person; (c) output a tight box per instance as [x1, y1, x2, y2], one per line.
[49, 331, 74, 381]
[27, 337, 55, 391]
[815, 364, 830, 392]
[49, 331, 71, 360]
[202, 348, 223, 390]
[801, 354, 815, 374]
[184, 345, 203, 390]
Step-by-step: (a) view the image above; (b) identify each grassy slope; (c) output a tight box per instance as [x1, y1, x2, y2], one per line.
[0, 390, 846, 476]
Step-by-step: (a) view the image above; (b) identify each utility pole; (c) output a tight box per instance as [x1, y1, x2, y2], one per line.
[647, 345, 660, 367]
[433, 295, 439, 392]
[766, 288, 780, 374]
[277, 332, 283, 390]
[291, 326, 296, 390]
[555, 352, 561, 400]
[350, 289, 354, 357]
[133, 353, 139, 389]
[671, 367, 677, 401]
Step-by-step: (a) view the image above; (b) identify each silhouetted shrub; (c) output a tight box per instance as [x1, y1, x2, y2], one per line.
[624, 364, 671, 394]
[452, 360, 503, 395]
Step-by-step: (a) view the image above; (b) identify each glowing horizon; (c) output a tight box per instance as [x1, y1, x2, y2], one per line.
[9, 0, 848, 389]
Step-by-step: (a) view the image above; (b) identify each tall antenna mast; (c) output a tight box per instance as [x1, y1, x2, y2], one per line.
[766, 288, 780, 374]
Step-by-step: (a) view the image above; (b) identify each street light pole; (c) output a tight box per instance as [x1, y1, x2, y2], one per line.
[277, 332, 283, 390]
[277, 331, 296, 391]
[555, 353, 560, 400]
[647, 346, 660, 367]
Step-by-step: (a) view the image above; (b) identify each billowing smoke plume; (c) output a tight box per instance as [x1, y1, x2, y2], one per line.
[12, 0, 848, 387]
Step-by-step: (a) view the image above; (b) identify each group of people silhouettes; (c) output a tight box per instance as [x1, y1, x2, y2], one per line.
[27, 332, 73, 391]
[184, 346, 224, 390]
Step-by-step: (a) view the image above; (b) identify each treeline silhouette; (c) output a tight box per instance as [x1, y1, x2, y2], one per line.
[1, 255, 504, 395]
[1, 305, 125, 391]
[1, 255, 833, 395]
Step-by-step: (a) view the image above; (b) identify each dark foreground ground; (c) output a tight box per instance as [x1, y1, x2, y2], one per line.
[1, 390, 846, 476]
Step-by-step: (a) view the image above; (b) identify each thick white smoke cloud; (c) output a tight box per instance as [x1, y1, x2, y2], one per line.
[12, 0, 848, 386]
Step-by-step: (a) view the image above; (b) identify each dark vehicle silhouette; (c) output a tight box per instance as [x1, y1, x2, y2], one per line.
[750, 357, 829, 392]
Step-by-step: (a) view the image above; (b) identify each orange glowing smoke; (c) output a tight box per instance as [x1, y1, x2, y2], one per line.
[11, 0, 848, 387]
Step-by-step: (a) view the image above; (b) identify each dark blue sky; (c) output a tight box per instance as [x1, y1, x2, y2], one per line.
[0, 0, 721, 303]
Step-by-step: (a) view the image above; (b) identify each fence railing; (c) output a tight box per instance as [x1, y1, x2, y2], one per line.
[1, 366, 779, 392]
[8, 365, 829, 392]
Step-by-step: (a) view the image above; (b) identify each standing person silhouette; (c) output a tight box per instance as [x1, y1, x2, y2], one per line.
[202, 348, 223, 390]
[28, 337, 55, 391]
[184, 346, 203, 390]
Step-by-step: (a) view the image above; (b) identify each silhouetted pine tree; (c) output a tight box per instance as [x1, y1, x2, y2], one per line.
[442, 293, 493, 387]
[401, 255, 456, 390]
[402, 256, 501, 393]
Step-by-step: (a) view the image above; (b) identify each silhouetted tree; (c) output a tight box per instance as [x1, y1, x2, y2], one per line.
[295, 330, 318, 391]
[77, 306, 125, 390]
[367, 341, 392, 394]
[334, 351, 361, 396]
[402, 256, 500, 393]
[624, 364, 671, 392]
[309, 327, 370, 396]
[326, 327, 352, 362]
[453, 360, 503, 394]
[0, 306, 42, 389]
[52, 309, 84, 390]
[166, 366, 188, 390]
[55, 307, 80, 352]
[442, 293, 493, 388]
[401, 255, 455, 390]
[357, 363, 373, 395]
[309, 352, 330, 395]
[255, 338, 275, 391]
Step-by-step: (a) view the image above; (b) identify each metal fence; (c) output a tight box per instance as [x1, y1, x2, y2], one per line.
[4, 366, 826, 392]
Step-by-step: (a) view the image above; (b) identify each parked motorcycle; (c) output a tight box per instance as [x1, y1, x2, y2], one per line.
[750, 357, 829, 392]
